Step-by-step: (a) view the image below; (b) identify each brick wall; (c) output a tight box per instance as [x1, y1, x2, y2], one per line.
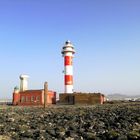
[18, 90, 43, 106]
[13, 90, 56, 106]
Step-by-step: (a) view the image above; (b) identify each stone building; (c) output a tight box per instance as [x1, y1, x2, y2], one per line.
[59, 93, 105, 105]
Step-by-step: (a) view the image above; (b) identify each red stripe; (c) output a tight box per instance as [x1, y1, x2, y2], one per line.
[65, 75, 73, 85]
[64, 56, 72, 66]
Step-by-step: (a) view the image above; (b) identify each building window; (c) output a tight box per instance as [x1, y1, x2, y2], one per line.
[26, 96, 30, 102]
[31, 96, 35, 102]
[21, 96, 25, 103]
[36, 96, 40, 102]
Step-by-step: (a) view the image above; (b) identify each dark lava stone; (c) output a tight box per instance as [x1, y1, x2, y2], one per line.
[117, 135, 127, 140]
[106, 130, 120, 140]
[0, 103, 139, 140]
[47, 129, 56, 137]
[82, 132, 96, 140]
[65, 130, 79, 138]
[127, 131, 140, 140]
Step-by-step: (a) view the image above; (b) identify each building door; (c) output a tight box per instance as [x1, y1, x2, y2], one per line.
[68, 95, 74, 104]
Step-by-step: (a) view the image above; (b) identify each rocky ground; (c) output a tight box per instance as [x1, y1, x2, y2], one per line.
[0, 102, 139, 140]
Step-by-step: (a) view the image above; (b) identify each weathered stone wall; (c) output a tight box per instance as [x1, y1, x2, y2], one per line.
[59, 94, 74, 104]
[59, 93, 105, 105]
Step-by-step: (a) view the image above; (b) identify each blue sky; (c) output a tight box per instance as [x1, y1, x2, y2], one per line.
[0, 0, 140, 98]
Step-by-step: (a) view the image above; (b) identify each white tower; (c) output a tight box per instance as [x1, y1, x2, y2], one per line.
[20, 75, 29, 92]
[61, 40, 75, 93]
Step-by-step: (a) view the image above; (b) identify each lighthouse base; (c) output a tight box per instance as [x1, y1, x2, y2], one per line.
[59, 93, 105, 105]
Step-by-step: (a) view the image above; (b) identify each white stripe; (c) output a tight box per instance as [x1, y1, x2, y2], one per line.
[64, 52, 73, 56]
[65, 66, 73, 75]
[65, 85, 74, 93]
[63, 47, 74, 53]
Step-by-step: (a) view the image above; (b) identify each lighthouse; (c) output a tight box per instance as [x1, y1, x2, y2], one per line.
[61, 40, 75, 93]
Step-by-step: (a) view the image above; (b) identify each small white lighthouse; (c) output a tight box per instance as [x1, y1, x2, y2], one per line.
[61, 40, 75, 93]
[20, 75, 29, 92]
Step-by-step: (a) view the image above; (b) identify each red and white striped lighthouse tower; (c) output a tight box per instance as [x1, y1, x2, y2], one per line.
[61, 40, 75, 93]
